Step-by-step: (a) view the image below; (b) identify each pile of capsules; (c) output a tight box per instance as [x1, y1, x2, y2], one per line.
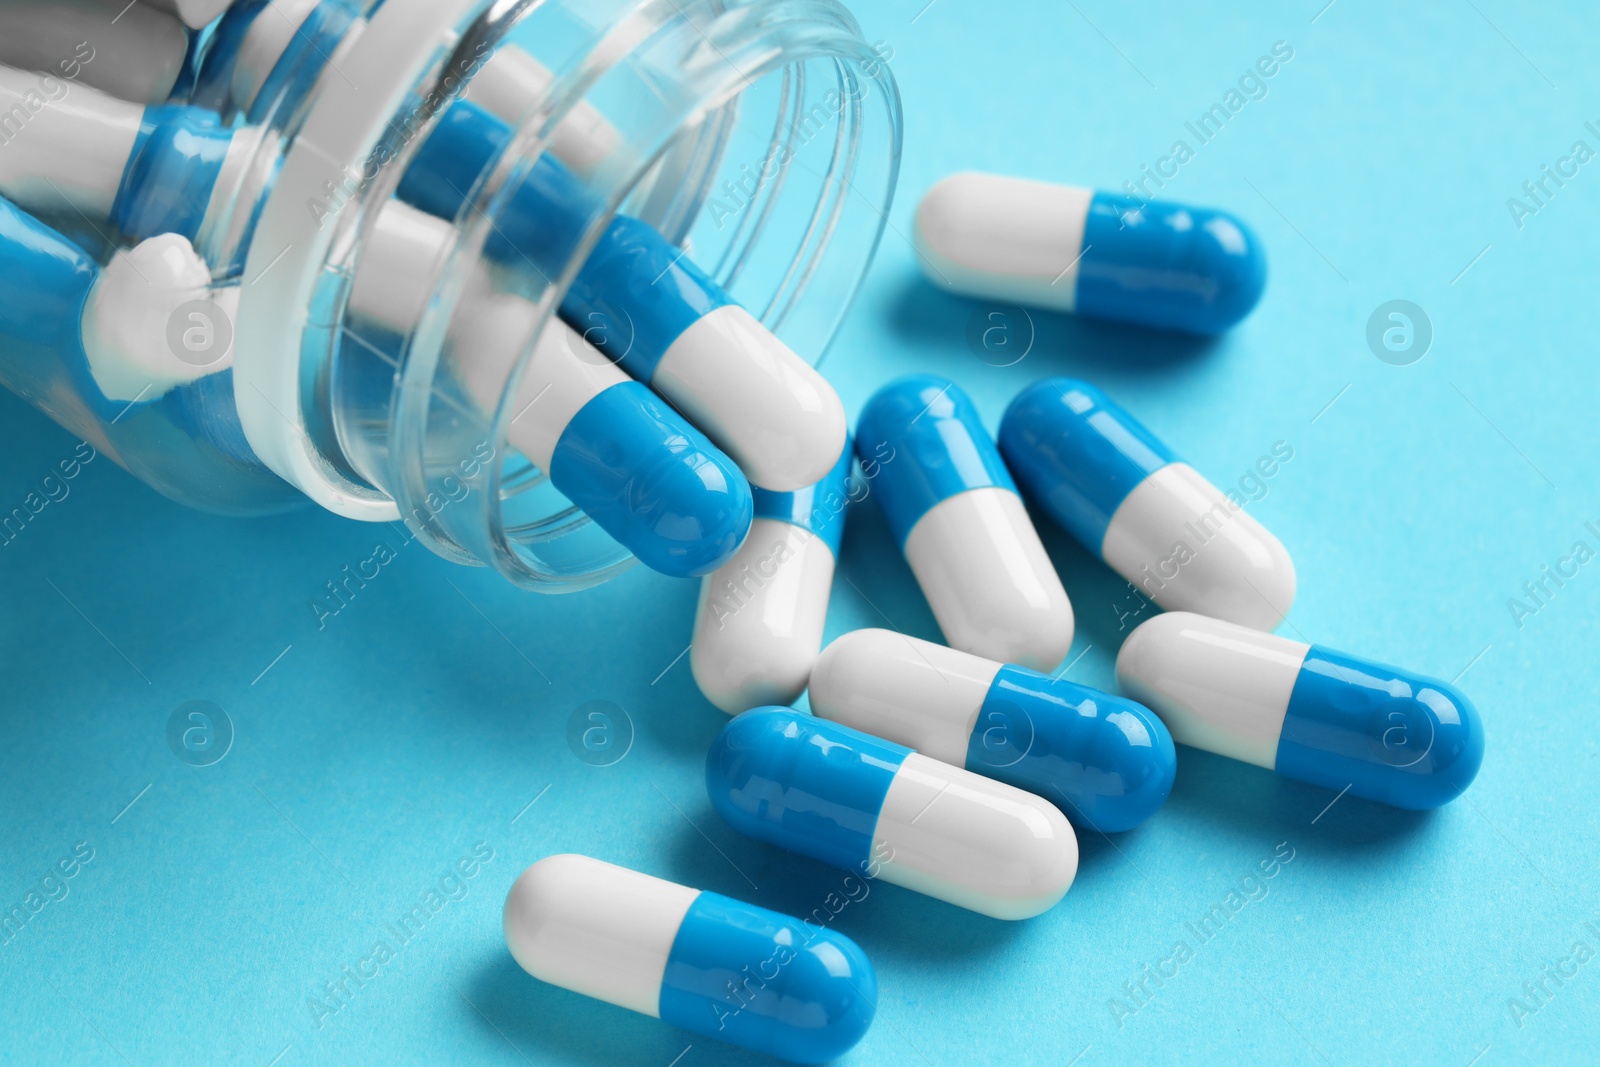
[507, 177, 1486, 1061]
[502, 181, 1484, 1062]
[0, 3, 1484, 1063]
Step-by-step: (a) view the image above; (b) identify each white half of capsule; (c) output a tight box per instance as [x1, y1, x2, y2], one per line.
[872, 753, 1077, 920]
[145, 0, 238, 30]
[914, 173, 1093, 313]
[503, 854, 699, 1018]
[1104, 462, 1296, 631]
[350, 201, 628, 472]
[653, 305, 848, 492]
[809, 627, 996, 765]
[80, 234, 238, 402]
[1115, 611, 1308, 768]
[0, 63, 143, 217]
[467, 45, 623, 177]
[691, 518, 836, 714]
[0, 1, 188, 105]
[903, 486, 1074, 673]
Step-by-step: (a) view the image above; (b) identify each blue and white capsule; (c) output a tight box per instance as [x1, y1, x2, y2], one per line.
[0, 64, 261, 249]
[352, 203, 751, 578]
[856, 375, 1073, 672]
[915, 173, 1267, 335]
[691, 442, 854, 713]
[707, 708, 1078, 919]
[1117, 613, 1485, 810]
[810, 629, 1175, 833]
[504, 855, 875, 1065]
[397, 102, 848, 492]
[1000, 378, 1295, 631]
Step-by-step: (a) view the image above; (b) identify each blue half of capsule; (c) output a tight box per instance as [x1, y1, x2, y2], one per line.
[397, 102, 734, 382]
[549, 381, 753, 578]
[1278, 646, 1486, 811]
[659, 890, 878, 1064]
[561, 213, 732, 383]
[853, 374, 1016, 547]
[998, 377, 1175, 554]
[1078, 193, 1267, 335]
[969, 665, 1176, 833]
[397, 99, 594, 267]
[111, 106, 235, 244]
[706, 707, 909, 874]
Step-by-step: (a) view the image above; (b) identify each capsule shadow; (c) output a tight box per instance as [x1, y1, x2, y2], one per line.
[887, 277, 1221, 376]
[1166, 746, 1434, 855]
[839, 878, 1032, 965]
[655, 808, 831, 908]
[463, 950, 795, 1067]
[1030, 506, 1150, 662]
[663, 805, 1030, 964]
[829, 495, 942, 643]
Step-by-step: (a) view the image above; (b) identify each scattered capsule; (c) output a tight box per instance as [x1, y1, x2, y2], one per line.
[1000, 378, 1295, 631]
[396, 100, 849, 492]
[1116, 612, 1485, 810]
[810, 628, 1175, 832]
[707, 707, 1078, 919]
[353, 203, 752, 578]
[0, 0, 188, 105]
[691, 442, 854, 713]
[855, 375, 1074, 672]
[504, 854, 876, 1065]
[915, 172, 1267, 334]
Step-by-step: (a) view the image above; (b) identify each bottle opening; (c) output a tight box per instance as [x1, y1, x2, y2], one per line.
[14, 0, 903, 590]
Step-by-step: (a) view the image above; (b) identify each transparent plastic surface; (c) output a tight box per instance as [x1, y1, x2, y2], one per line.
[0, 0, 903, 590]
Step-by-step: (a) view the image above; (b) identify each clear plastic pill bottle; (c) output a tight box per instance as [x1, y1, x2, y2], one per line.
[0, 0, 901, 591]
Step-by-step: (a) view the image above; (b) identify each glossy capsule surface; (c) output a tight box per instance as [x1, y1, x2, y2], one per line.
[1116, 612, 1485, 810]
[706, 707, 1078, 919]
[0, 66, 253, 246]
[1000, 378, 1295, 631]
[352, 203, 752, 578]
[855, 375, 1074, 672]
[504, 854, 876, 1064]
[810, 628, 1175, 832]
[915, 172, 1267, 334]
[399, 101, 848, 492]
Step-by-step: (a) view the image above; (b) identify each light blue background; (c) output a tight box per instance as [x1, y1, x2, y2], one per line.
[3, 1, 1599, 1064]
